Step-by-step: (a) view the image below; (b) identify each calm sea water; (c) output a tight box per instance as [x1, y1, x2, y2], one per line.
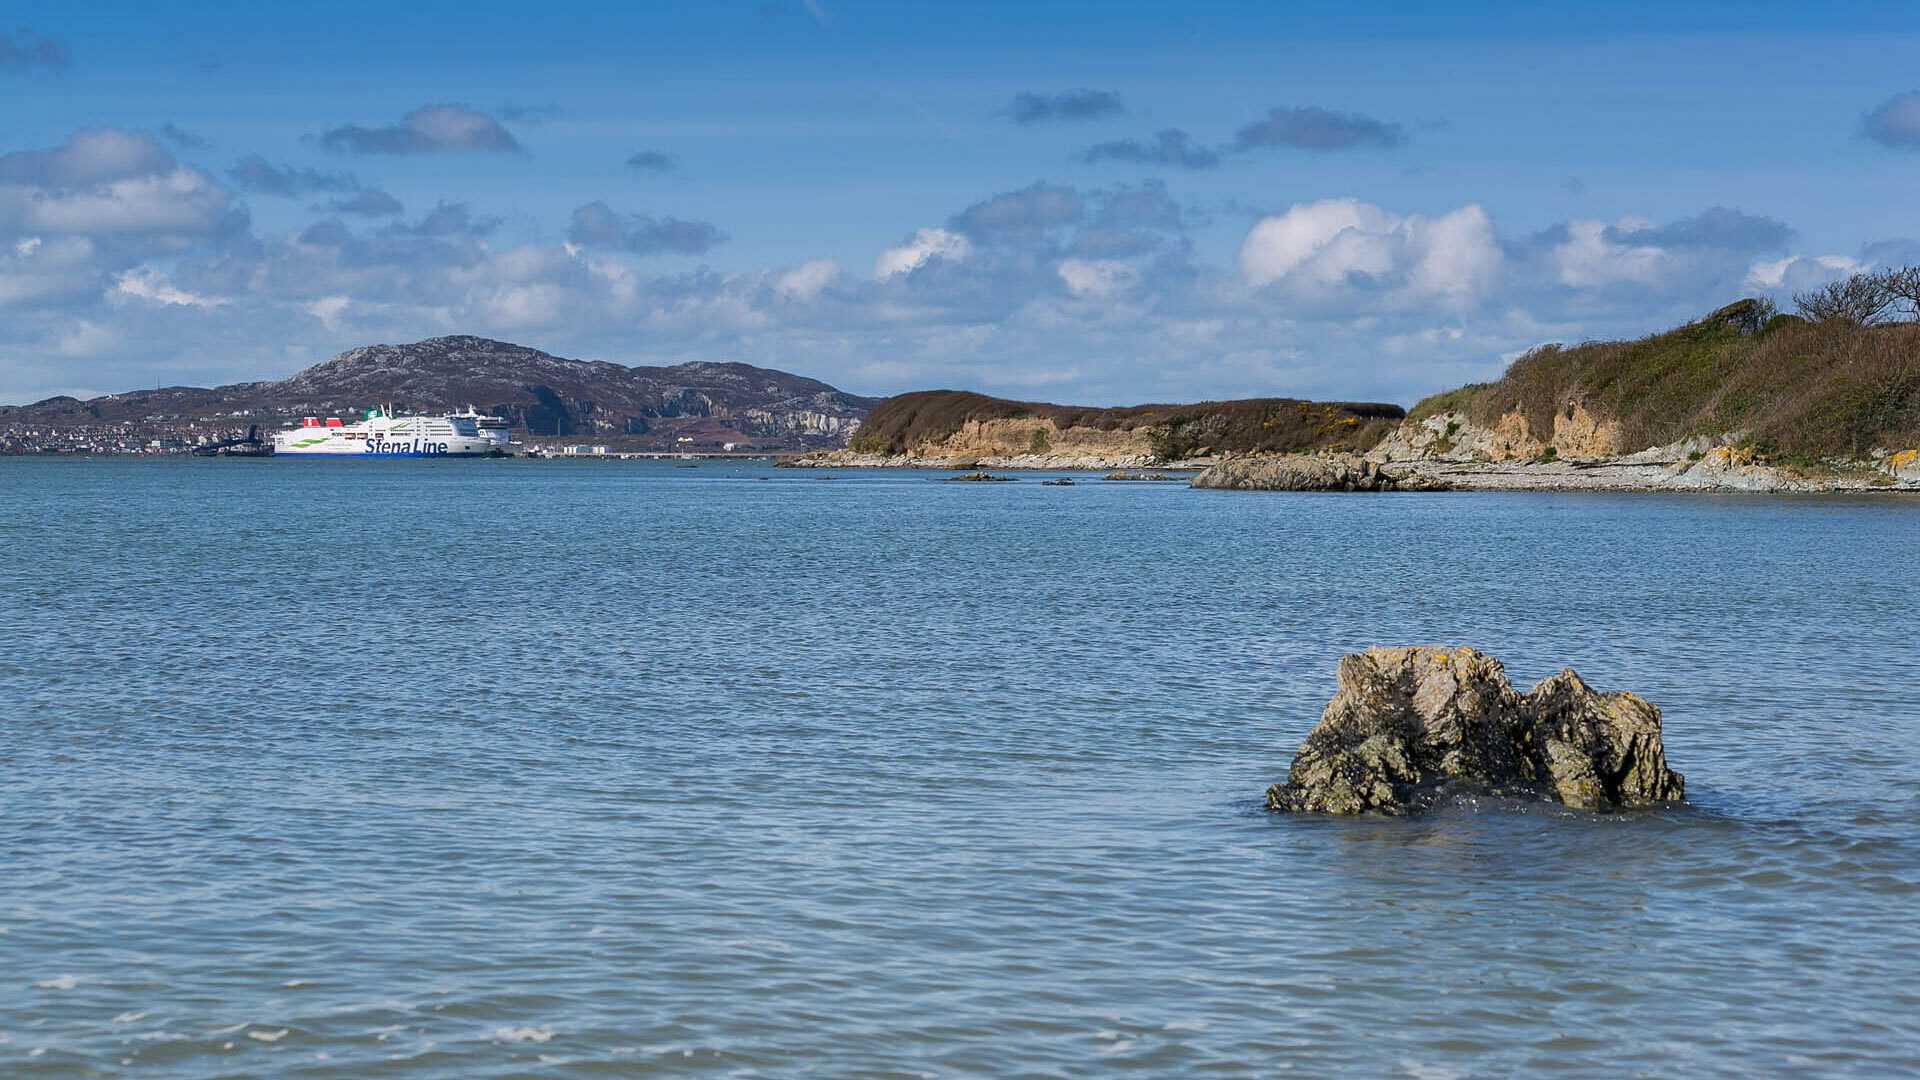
[2, 458, 1918, 1077]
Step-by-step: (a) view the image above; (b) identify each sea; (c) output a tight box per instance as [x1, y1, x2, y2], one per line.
[3, 457, 1918, 1077]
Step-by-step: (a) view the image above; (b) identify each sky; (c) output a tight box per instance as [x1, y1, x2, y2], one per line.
[4, 0, 1920, 407]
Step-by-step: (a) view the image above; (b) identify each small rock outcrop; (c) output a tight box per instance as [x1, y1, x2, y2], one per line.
[1191, 453, 1451, 492]
[1268, 646, 1684, 814]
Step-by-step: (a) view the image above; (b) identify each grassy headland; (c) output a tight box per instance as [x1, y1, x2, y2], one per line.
[847, 390, 1405, 459]
[1409, 299, 1920, 463]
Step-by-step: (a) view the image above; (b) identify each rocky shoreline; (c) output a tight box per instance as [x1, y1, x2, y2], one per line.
[776, 450, 1211, 472]
[1196, 447, 1920, 494]
[779, 446, 1920, 494]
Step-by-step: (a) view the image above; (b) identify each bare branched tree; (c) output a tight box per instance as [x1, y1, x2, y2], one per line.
[1794, 272, 1898, 325]
[1877, 265, 1920, 321]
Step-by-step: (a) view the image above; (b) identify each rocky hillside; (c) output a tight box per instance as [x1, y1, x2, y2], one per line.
[847, 389, 1405, 460]
[0, 336, 880, 449]
[1384, 300, 1920, 465]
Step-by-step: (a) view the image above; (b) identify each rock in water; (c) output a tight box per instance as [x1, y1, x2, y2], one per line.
[1190, 453, 1449, 492]
[1267, 646, 1684, 814]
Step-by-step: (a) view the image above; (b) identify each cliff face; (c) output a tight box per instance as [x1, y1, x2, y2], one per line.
[1373, 400, 1623, 462]
[0, 336, 880, 449]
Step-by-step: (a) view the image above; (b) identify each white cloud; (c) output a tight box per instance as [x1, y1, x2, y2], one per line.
[1745, 253, 1863, 290]
[112, 267, 226, 308]
[484, 282, 568, 328]
[304, 295, 349, 330]
[19, 168, 233, 237]
[874, 227, 971, 279]
[0, 128, 238, 244]
[1863, 91, 1920, 149]
[1056, 257, 1139, 298]
[1549, 219, 1670, 288]
[0, 235, 99, 307]
[1406, 205, 1502, 301]
[55, 319, 119, 357]
[316, 105, 523, 156]
[0, 128, 174, 188]
[1240, 198, 1393, 285]
[777, 258, 839, 301]
[1238, 198, 1501, 308]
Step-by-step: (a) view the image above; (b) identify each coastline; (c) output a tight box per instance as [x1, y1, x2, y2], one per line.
[775, 450, 1214, 472]
[780, 448, 1920, 494]
[1366, 456, 1920, 494]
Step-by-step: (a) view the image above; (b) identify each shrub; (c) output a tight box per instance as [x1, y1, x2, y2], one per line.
[1795, 270, 1897, 326]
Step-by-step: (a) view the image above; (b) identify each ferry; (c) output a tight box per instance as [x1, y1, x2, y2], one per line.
[271, 409, 514, 457]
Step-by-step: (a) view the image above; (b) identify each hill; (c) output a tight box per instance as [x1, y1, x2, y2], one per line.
[0, 336, 880, 450]
[1392, 300, 1920, 464]
[847, 389, 1406, 460]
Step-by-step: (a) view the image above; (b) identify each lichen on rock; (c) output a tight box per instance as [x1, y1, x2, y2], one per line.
[1267, 646, 1684, 815]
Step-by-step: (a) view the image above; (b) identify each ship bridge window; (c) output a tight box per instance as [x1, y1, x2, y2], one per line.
[449, 418, 479, 436]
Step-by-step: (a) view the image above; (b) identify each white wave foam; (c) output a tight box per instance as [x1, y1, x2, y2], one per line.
[493, 1026, 556, 1043]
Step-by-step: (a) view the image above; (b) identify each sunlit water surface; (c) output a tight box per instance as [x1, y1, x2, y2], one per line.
[3, 458, 1918, 1077]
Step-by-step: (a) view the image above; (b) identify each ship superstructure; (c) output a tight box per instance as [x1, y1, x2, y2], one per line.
[271, 409, 514, 457]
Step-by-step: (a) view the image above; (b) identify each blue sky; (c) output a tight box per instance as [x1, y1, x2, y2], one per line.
[3, 0, 1919, 405]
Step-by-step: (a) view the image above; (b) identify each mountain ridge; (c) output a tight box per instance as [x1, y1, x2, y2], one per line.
[1, 335, 881, 449]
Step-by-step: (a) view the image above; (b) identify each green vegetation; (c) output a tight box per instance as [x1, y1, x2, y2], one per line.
[850, 389, 1405, 457]
[1407, 298, 1920, 460]
[1028, 427, 1051, 454]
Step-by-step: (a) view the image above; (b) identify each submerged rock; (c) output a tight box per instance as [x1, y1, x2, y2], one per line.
[941, 470, 1015, 482]
[1267, 646, 1684, 814]
[1191, 453, 1450, 492]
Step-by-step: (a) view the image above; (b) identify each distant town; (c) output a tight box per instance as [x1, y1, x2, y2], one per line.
[0, 409, 789, 457]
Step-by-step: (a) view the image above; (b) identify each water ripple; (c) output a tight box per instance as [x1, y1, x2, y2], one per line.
[1, 461, 1917, 1076]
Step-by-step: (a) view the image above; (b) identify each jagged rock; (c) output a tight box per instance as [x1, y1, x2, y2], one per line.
[1267, 646, 1684, 814]
[1191, 453, 1451, 492]
[941, 471, 1015, 482]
